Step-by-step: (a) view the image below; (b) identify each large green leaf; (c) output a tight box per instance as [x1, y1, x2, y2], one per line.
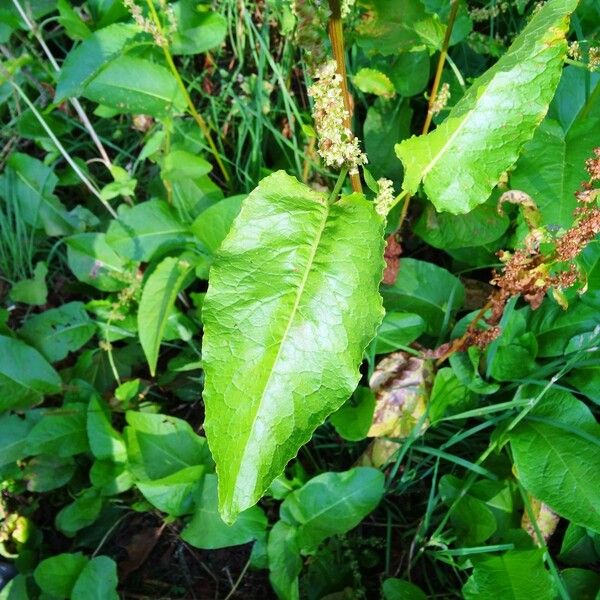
[356, 0, 444, 56]
[279, 467, 385, 552]
[462, 549, 554, 599]
[510, 80, 600, 227]
[138, 255, 195, 376]
[181, 474, 267, 549]
[508, 389, 600, 533]
[170, 1, 227, 56]
[66, 232, 131, 292]
[0, 335, 61, 411]
[380, 258, 464, 336]
[55, 23, 139, 101]
[71, 556, 119, 600]
[395, 0, 579, 214]
[83, 55, 186, 117]
[34, 553, 88, 599]
[18, 302, 95, 363]
[202, 171, 385, 522]
[106, 200, 191, 262]
[124, 411, 213, 480]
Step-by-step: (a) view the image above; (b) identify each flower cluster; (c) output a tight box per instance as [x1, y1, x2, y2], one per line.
[429, 82, 451, 116]
[340, 0, 356, 18]
[374, 178, 395, 216]
[123, 0, 176, 47]
[307, 60, 367, 175]
[469, 2, 509, 23]
[568, 41, 600, 71]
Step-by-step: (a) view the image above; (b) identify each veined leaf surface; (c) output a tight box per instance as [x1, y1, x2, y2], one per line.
[395, 0, 579, 214]
[202, 171, 385, 522]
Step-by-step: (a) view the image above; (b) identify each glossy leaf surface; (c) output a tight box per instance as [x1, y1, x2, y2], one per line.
[396, 0, 578, 214]
[202, 171, 385, 522]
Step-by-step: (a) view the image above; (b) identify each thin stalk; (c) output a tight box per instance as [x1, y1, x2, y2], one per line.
[5, 75, 118, 218]
[422, 0, 460, 135]
[327, 0, 362, 194]
[328, 167, 348, 204]
[11, 0, 113, 169]
[144, 0, 231, 184]
[397, 0, 460, 232]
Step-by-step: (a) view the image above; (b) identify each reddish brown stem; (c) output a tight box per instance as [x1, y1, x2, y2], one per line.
[328, 0, 362, 193]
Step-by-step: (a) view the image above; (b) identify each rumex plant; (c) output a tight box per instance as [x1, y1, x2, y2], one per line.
[0, 0, 600, 599]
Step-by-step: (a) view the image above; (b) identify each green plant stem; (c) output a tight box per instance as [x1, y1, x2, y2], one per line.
[144, 0, 231, 184]
[328, 167, 348, 204]
[327, 0, 362, 194]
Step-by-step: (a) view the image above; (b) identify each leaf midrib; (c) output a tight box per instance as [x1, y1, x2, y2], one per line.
[235, 202, 330, 489]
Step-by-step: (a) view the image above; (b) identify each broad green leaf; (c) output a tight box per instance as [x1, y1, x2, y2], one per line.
[280, 467, 385, 553]
[26, 404, 89, 457]
[561, 568, 600, 600]
[171, 1, 227, 55]
[57, 0, 92, 40]
[83, 55, 186, 117]
[138, 255, 195, 376]
[381, 258, 464, 335]
[414, 197, 509, 250]
[106, 200, 190, 262]
[71, 556, 119, 600]
[368, 311, 426, 354]
[267, 521, 302, 600]
[25, 454, 76, 492]
[87, 395, 127, 462]
[364, 98, 412, 181]
[190, 195, 244, 254]
[0, 576, 28, 600]
[66, 232, 131, 291]
[202, 171, 385, 522]
[531, 300, 600, 357]
[353, 68, 395, 97]
[559, 524, 600, 566]
[462, 549, 554, 599]
[395, 0, 579, 214]
[124, 411, 213, 480]
[383, 578, 428, 600]
[440, 475, 497, 544]
[34, 553, 88, 598]
[330, 387, 376, 441]
[55, 23, 140, 101]
[9, 261, 48, 306]
[162, 149, 212, 181]
[385, 50, 430, 97]
[136, 465, 205, 516]
[18, 301, 95, 362]
[510, 85, 600, 227]
[56, 488, 103, 536]
[181, 474, 267, 549]
[90, 460, 133, 495]
[547, 65, 600, 131]
[0, 335, 61, 411]
[356, 0, 444, 56]
[0, 413, 36, 467]
[508, 389, 600, 533]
